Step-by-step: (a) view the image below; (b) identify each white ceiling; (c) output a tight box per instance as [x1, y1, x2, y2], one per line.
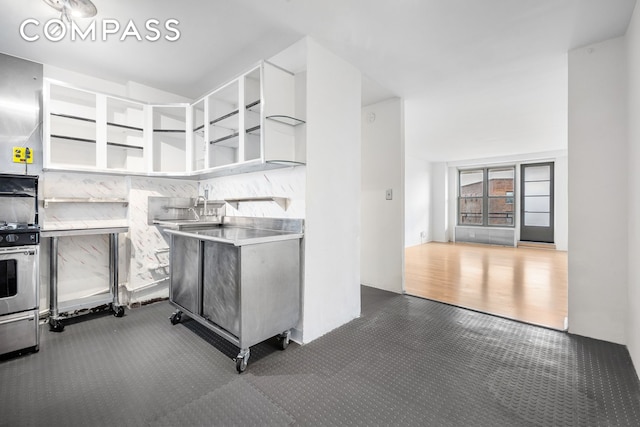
[0, 0, 636, 162]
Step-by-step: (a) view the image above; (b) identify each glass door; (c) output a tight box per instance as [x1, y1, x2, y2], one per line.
[520, 162, 554, 243]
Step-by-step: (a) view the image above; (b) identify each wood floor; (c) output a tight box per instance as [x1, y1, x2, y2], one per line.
[405, 242, 568, 330]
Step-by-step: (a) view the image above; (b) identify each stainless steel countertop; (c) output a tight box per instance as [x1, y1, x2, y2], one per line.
[164, 226, 303, 246]
[41, 226, 129, 237]
[153, 219, 222, 230]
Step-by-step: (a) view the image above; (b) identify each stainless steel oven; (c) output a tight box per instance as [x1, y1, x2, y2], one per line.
[0, 174, 40, 357]
[0, 245, 39, 355]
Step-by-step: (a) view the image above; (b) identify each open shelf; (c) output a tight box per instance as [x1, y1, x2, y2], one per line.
[51, 113, 144, 133]
[108, 122, 143, 132]
[246, 125, 261, 135]
[43, 197, 129, 208]
[224, 196, 290, 211]
[246, 99, 261, 112]
[210, 132, 239, 146]
[208, 100, 262, 128]
[266, 115, 306, 126]
[50, 134, 144, 151]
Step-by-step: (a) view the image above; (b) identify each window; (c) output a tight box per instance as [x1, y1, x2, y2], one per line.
[458, 167, 515, 227]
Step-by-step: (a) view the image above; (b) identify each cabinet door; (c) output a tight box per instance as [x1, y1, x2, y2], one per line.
[244, 67, 262, 162]
[208, 81, 240, 167]
[152, 105, 187, 172]
[106, 97, 146, 172]
[190, 99, 207, 171]
[170, 235, 200, 314]
[201, 241, 240, 336]
[46, 83, 98, 168]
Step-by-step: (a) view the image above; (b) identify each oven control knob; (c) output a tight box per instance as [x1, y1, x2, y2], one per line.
[5, 234, 17, 243]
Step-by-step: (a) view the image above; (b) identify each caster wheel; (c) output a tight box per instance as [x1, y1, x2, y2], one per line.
[113, 306, 125, 317]
[49, 318, 64, 332]
[236, 357, 247, 373]
[277, 336, 290, 350]
[169, 312, 182, 325]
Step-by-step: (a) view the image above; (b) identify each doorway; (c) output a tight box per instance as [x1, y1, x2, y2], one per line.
[521, 162, 554, 243]
[404, 160, 568, 330]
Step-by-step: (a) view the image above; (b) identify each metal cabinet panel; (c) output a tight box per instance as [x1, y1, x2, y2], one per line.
[239, 239, 300, 348]
[201, 241, 239, 336]
[170, 235, 200, 314]
[0, 309, 38, 355]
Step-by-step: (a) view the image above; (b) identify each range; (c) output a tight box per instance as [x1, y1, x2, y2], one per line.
[0, 174, 40, 357]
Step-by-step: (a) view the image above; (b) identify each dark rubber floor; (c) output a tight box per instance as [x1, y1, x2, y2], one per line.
[1, 286, 639, 426]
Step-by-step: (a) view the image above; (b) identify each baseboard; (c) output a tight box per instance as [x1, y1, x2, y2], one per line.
[517, 241, 557, 250]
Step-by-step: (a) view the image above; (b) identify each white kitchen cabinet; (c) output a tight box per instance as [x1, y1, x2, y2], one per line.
[43, 60, 305, 177]
[262, 62, 305, 165]
[106, 97, 146, 172]
[191, 99, 206, 171]
[45, 82, 98, 169]
[44, 80, 149, 173]
[151, 105, 188, 173]
[208, 79, 241, 167]
[192, 62, 304, 174]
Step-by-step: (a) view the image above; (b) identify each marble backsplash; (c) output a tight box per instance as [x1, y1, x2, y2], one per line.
[37, 165, 305, 313]
[39, 171, 197, 307]
[40, 173, 129, 230]
[127, 176, 197, 304]
[202, 165, 306, 218]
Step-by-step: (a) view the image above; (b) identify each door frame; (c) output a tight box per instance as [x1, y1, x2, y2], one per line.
[520, 162, 554, 243]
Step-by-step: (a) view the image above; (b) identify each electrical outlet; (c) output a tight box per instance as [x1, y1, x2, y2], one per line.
[385, 189, 393, 200]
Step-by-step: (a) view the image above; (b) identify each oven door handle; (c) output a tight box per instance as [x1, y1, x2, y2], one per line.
[0, 313, 36, 326]
[0, 247, 37, 256]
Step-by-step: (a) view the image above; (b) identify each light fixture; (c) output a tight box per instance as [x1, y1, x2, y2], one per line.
[42, 0, 97, 37]
[42, 0, 97, 21]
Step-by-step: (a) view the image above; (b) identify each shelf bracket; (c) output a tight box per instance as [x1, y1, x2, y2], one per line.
[224, 197, 290, 211]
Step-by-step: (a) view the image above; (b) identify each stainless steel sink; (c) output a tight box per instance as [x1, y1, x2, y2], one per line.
[153, 219, 222, 230]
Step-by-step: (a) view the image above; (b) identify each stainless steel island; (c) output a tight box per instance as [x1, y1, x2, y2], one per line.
[163, 216, 303, 373]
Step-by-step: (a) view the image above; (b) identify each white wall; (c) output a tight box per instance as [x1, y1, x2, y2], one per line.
[430, 162, 448, 242]
[302, 38, 362, 343]
[568, 37, 628, 345]
[554, 154, 569, 252]
[405, 157, 430, 247]
[361, 98, 404, 293]
[626, 3, 640, 372]
[45, 64, 191, 103]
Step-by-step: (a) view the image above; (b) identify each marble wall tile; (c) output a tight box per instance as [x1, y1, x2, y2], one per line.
[37, 165, 304, 311]
[126, 176, 197, 304]
[41, 172, 129, 230]
[39, 172, 128, 304]
[202, 165, 306, 218]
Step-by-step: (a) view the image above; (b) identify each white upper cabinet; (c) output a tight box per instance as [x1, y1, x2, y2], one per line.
[106, 97, 146, 172]
[44, 80, 149, 173]
[45, 82, 98, 170]
[208, 78, 241, 168]
[43, 61, 305, 177]
[151, 105, 188, 173]
[263, 62, 305, 165]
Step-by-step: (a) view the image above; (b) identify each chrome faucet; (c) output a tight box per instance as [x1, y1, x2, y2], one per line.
[194, 189, 208, 219]
[188, 207, 200, 221]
